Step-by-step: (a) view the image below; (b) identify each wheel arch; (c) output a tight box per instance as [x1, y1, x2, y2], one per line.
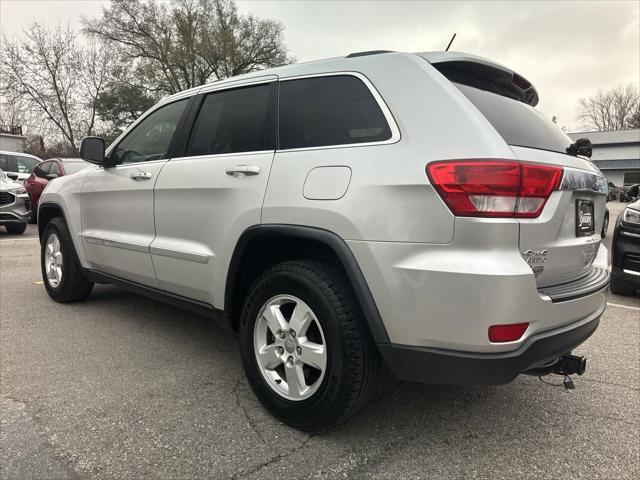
[37, 202, 66, 239]
[224, 224, 390, 344]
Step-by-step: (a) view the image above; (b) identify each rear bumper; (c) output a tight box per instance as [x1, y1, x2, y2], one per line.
[379, 312, 601, 385]
[347, 233, 608, 353]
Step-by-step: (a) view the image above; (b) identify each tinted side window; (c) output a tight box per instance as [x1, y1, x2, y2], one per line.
[112, 99, 188, 164]
[16, 156, 39, 173]
[279, 76, 392, 149]
[34, 162, 51, 178]
[49, 162, 61, 176]
[0, 154, 9, 171]
[186, 83, 274, 156]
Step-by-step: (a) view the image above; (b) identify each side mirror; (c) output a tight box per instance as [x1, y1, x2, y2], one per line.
[79, 137, 106, 165]
[45, 173, 59, 181]
[6, 172, 18, 181]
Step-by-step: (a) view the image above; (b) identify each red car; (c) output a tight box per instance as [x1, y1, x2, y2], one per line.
[24, 158, 89, 222]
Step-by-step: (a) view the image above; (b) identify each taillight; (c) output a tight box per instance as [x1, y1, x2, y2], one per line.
[488, 323, 529, 343]
[426, 160, 563, 218]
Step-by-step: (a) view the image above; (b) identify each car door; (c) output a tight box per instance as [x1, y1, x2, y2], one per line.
[27, 161, 51, 205]
[80, 97, 191, 288]
[151, 78, 277, 306]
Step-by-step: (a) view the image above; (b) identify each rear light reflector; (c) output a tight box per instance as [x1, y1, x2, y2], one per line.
[426, 160, 563, 218]
[488, 323, 529, 343]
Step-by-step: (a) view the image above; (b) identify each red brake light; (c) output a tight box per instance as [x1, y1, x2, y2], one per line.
[488, 323, 529, 343]
[426, 159, 563, 218]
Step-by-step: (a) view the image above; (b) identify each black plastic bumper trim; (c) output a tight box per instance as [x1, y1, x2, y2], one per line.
[378, 315, 601, 386]
[538, 267, 609, 302]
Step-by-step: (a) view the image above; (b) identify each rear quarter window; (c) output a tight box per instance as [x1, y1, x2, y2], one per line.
[279, 75, 392, 149]
[455, 83, 572, 154]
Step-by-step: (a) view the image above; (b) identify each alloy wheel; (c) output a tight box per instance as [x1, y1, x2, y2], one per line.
[44, 232, 63, 288]
[253, 294, 327, 401]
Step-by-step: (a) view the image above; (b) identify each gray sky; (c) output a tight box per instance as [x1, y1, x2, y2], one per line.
[1, 0, 638, 131]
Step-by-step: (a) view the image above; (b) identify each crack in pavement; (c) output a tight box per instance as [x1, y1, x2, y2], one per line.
[226, 433, 314, 480]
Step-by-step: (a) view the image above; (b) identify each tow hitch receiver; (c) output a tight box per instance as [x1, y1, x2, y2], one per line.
[553, 354, 587, 376]
[526, 354, 587, 389]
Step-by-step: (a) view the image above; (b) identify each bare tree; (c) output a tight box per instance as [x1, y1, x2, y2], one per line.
[0, 23, 112, 154]
[83, 0, 294, 95]
[579, 84, 640, 131]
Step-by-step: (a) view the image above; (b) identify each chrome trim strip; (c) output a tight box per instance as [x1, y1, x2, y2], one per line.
[198, 74, 279, 95]
[622, 269, 640, 276]
[559, 167, 608, 195]
[84, 236, 149, 253]
[276, 71, 401, 153]
[150, 246, 210, 264]
[621, 231, 640, 238]
[169, 150, 274, 162]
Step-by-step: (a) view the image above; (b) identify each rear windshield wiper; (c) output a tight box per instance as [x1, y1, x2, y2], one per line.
[566, 137, 592, 158]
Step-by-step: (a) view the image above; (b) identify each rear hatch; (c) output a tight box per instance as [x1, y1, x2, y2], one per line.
[424, 53, 608, 288]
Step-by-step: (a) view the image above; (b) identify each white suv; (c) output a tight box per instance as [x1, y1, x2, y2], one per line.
[38, 51, 609, 430]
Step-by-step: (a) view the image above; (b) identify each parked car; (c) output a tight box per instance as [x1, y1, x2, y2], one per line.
[607, 182, 624, 202]
[0, 168, 30, 234]
[25, 158, 89, 222]
[37, 50, 609, 430]
[620, 184, 639, 203]
[0, 150, 41, 182]
[610, 199, 640, 296]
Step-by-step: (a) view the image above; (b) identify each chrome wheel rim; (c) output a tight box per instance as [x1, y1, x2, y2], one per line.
[44, 233, 63, 288]
[253, 295, 327, 401]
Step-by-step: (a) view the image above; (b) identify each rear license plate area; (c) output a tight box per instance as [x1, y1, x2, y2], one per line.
[576, 199, 595, 236]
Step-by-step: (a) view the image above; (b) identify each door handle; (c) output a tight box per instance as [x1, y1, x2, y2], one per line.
[225, 165, 261, 177]
[131, 171, 153, 181]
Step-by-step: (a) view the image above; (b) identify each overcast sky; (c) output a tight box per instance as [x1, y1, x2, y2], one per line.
[1, 0, 638, 131]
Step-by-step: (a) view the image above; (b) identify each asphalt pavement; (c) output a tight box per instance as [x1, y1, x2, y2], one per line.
[1, 207, 638, 479]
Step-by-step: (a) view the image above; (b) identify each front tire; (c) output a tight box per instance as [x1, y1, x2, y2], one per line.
[239, 261, 377, 431]
[41, 217, 93, 302]
[5, 223, 27, 234]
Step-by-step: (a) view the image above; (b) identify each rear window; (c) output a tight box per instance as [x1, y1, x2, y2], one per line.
[186, 83, 275, 156]
[455, 83, 572, 154]
[279, 75, 392, 149]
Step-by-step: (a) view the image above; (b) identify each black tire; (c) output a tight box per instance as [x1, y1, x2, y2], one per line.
[29, 204, 38, 224]
[239, 261, 378, 431]
[41, 217, 94, 302]
[5, 223, 27, 234]
[610, 275, 637, 297]
[601, 212, 609, 239]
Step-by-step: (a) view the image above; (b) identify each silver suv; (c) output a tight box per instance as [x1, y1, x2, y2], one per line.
[38, 51, 609, 430]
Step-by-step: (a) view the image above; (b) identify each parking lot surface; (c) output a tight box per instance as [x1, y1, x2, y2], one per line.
[1, 209, 638, 479]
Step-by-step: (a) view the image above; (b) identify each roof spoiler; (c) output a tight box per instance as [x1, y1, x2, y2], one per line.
[418, 52, 539, 106]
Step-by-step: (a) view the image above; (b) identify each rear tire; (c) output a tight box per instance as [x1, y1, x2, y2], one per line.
[41, 217, 93, 302]
[5, 223, 27, 234]
[610, 275, 637, 297]
[239, 261, 377, 431]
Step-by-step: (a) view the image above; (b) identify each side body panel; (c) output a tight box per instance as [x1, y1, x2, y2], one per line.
[262, 54, 516, 243]
[151, 151, 275, 306]
[79, 160, 168, 287]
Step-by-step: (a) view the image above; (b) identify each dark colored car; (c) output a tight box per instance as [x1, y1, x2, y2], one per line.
[620, 184, 639, 203]
[610, 199, 640, 296]
[24, 158, 89, 222]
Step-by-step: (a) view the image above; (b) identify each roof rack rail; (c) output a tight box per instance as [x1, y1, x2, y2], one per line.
[346, 50, 394, 58]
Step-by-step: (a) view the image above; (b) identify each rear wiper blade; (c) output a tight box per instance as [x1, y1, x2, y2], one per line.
[566, 137, 592, 158]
